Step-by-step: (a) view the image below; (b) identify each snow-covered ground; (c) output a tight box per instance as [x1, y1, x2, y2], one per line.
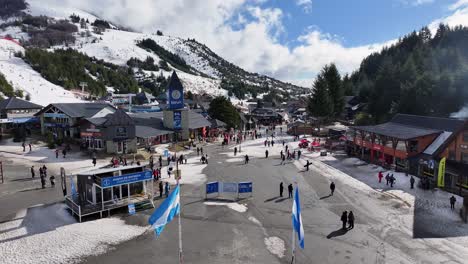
[0, 203, 147, 264]
[0, 39, 82, 105]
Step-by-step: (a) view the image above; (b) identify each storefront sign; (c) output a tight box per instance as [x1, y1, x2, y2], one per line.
[173, 111, 182, 130]
[101, 170, 152, 188]
[44, 123, 69, 128]
[44, 113, 67, 118]
[168, 86, 184, 109]
[460, 144, 468, 149]
[238, 182, 253, 193]
[80, 132, 102, 137]
[437, 157, 446, 188]
[86, 128, 101, 133]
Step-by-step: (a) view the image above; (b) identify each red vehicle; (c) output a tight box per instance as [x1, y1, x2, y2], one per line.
[298, 139, 310, 148]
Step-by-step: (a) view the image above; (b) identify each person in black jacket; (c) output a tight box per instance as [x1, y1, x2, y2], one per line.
[280, 182, 284, 197]
[348, 211, 355, 229]
[341, 211, 348, 230]
[288, 184, 293, 198]
[330, 182, 336, 196]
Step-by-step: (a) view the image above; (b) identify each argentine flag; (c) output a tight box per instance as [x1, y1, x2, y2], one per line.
[148, 184, 180, 236]
[292, 187, 304, 249]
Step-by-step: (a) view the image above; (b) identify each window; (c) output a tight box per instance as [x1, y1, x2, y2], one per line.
[116, 127, 127, 137]
[448, 150, 456, 160]
[464, 133, 468, 142]
[462, 152, 468, 164]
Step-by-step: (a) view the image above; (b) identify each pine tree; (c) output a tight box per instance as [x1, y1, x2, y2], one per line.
[307, 72, 332, 119]
[324, 63, 344, 117]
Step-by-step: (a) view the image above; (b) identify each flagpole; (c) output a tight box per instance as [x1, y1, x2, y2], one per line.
[291, 187, 295, 264]
[178, 192, 183, 264]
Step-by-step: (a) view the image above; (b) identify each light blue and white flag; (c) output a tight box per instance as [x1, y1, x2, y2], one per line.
[148, 184, 180, 236]
[292, 187, 304, 249]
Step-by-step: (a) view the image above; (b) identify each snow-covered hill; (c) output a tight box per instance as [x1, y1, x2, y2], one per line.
[0, 39, 81, 106]
[0, 0, 307, 104]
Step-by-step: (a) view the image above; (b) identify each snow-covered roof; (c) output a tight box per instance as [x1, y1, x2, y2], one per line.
[423, 131, 452, 156]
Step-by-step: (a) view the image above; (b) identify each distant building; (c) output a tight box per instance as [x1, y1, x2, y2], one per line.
[343, 96, 362, 120]
[348, 113, 468, 195]
[80, 109, 137, 154]
[0, 97, 42, 134]
[35, 103, 115, 139]
[250, 107, 283, 125]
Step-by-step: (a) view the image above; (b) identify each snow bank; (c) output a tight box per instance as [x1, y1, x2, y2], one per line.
[0, 204, 147, 264]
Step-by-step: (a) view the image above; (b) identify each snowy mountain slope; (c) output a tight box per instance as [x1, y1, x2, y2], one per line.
[0, 39, 81, 105]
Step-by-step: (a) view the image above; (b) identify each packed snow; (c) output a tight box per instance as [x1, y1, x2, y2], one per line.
[204, 201, 248, 213]
[0, 39, 82, 105]
[264, 236, 286, 258]
[0, 203, 147, 264]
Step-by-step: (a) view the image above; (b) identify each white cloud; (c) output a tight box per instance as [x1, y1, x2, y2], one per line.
[449, 0, 468, 10]
[400, 0, 434, 6]
[429, 4, 468, 32]
[296, 0, 312, 13]
[27, 0, 468, 87]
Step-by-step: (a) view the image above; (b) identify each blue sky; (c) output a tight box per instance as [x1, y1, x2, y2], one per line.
[258, 0, 455, 48]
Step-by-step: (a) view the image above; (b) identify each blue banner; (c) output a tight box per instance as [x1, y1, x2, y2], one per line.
[238, 182, 253, 193]
[101, 170, 152, 188]
[222, 182, 238, 193]
[173, 111, 182, 130]
[168, 88, 184, 109]
[206, 182, 219, 194]
[128, 204, 136, 215]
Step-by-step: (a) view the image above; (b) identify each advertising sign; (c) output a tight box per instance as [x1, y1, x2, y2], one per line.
[101, 170, 152, 188]
[206, 182, 219, 194]
[173, 111, 182, 130]
[437, 157, 446, 188]
[128, 204, 136, 215]
[168, 88, 184, 109]
[222, 182, 238, 193]
[238, 182, 253, 193]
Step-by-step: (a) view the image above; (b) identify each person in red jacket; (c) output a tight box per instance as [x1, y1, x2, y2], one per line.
[378, 171, 384, 183]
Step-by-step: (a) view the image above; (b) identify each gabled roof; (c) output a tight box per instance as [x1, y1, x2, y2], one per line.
[135, 125, 173, 138]
[36, 103, 114, 118]
[167, 71, 184, 91]
[188, 111, 211, 129]
[0, 97, 42, 110]
[103, 109, 134, 126]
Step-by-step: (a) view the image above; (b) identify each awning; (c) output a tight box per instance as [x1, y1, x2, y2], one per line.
[11, 117, 39, 124]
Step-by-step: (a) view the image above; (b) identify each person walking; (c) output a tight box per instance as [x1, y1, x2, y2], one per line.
[390, 174, 395, 188]
[450, 195, 456, 210]
[282, 140, 285, 146]
[197, 147, 200, 156]
[62, 148, 67, 158]
[234, 147, 238, 156]
[298, 150, 301, 160]
[28, 143, 32, 152]
[281, 155, 286, 165]
[200, 147, 204, 155]
[39, 167, 43, 178]
[50, 175, 55, 187]
[205, 154, 209, 164]
[92, 157, 97, 167]
[42, 165, 47, 177]
[22, 142, 25, 152]
[30, 166, 35, 178]
[245, 154, 249, 164]
[271, 140, 274, 146]
[165, 182, 170, 197]
[265, 150, 269, 158]
[288, 183, 293, 198]
[40, 175, 46, 189]
[410, 175, 415, 189]
[330, 181, 335, 196]
[159, 181, 163, 198]
[378, 171, 383, 183]
[385, 173, 390, 185]
[304, 160, 311, 171]
[348, 211, 355, 229]
[279, 182, 284, 197]
[341, 211, 348, 230]
[55, 149, 59, 159]
[158, 155, 162, 167]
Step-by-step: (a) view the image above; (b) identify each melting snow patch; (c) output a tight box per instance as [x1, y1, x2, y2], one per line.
[204, 202, 248, 213]
[248, 216, 262, 226]
[264, 237, 285, 258]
